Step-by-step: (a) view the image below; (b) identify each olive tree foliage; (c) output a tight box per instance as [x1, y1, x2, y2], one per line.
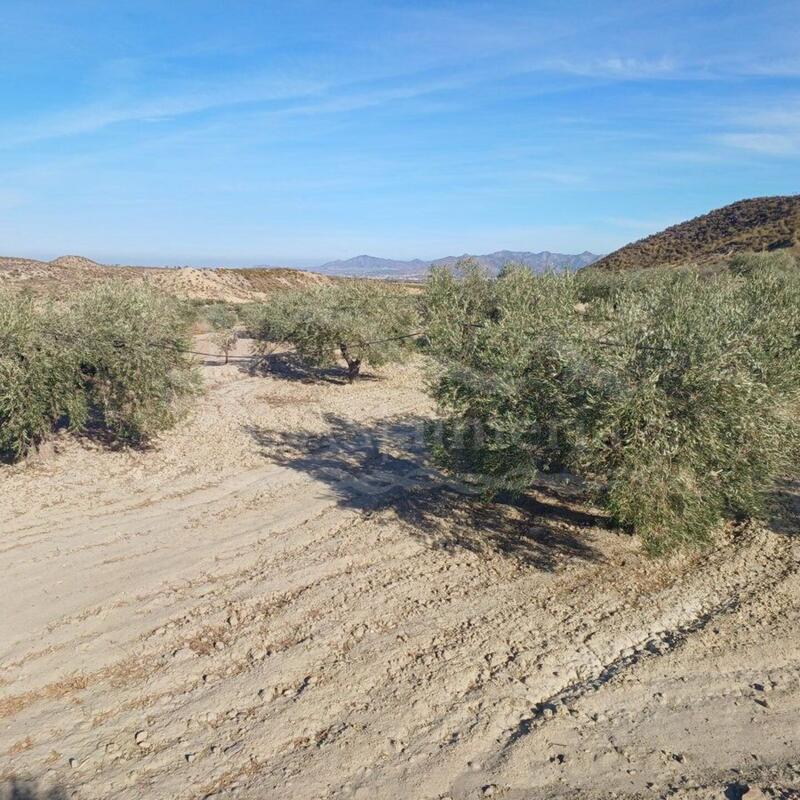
[67, 282, 199, 443]
[0, 281, 199, 462]
[728, 249, 796, 276]
[423, 258, 800, 554]
[249, 282, 420, 381]
[423, 261, 590, 492]
[0, 292, 86, 460]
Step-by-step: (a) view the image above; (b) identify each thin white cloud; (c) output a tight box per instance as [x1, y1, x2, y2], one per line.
[266, 78, 467, 119]
[717, 132, 798, 156]
[544, 56, 679, 80]
[0, 76, 327, 147]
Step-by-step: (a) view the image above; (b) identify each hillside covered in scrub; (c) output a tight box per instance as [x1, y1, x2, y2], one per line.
[594, 195, 800, 271]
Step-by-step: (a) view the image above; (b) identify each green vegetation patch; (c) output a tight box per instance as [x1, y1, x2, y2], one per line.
[248, 281, 420, 381]
[423, 255, 800, 553]
[0, 281, 198, 462]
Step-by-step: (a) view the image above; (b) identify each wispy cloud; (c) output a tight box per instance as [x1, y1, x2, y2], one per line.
[0, 75, 327, 147]
[543, 56, 679, 80]
[717, 132, 799, 156]
[714, 97, 800, 156]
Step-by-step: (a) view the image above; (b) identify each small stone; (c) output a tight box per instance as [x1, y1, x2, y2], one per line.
[542, 707, 555, 719]
[482, 785, 496, 797]
[214, 641, 225, 651]
[69, 758, 78, 769]
[185, 753, 196, 763]
[134, 730, 148, 745]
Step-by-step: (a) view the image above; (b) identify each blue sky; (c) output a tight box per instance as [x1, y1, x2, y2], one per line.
[2, 1, 799, 266]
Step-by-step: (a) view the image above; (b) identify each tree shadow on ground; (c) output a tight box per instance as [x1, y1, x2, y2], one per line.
[239, 351, 381, 386]
[245, 413, 606, 572]
[769, 479, 800, 537]
[1, 779, 67, 800]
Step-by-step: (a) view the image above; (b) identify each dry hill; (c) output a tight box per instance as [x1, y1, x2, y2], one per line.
[0, 256, 336, 302]
[594, 194, 800, 271]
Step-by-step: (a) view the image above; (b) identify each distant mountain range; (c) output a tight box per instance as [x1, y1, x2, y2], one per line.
[314, 250, 601, 279]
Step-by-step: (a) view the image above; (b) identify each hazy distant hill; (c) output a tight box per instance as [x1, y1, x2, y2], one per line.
[316, 250, 600, 278]
[593, 195, 800, 271]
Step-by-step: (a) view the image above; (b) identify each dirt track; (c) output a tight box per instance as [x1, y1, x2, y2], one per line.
[1, 341, 799, 799]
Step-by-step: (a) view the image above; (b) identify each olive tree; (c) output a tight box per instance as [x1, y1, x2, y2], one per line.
[0, 293, 86, 461]
[423, 260, 800, 553]
[67, 281, 200, 443]
[1, 281, 199, 461]
[250, 281, 420, 381]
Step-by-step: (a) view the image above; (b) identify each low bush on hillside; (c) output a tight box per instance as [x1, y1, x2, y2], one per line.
[249, 282, 420, 381]
[424, 260, 800, 553]
[0, 282, 198, 462]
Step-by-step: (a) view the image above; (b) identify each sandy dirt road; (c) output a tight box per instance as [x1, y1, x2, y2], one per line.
[1, 341, 799, 799]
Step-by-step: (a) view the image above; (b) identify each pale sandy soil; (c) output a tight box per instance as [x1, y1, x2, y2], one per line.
[1, 339, 798, 800]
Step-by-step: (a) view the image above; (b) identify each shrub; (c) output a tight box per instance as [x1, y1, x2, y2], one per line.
[0, 282, 199, 461]
[728, 249, 796, 276]
[583, 270, 800, 552]
[250, 282, 420, 381]
[575, 265, 680, 303]
[66, 282, 199, 443]
[424, 263, 800, 553]
[423, 261, 588, 493]
[0, 293, 86, 461]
